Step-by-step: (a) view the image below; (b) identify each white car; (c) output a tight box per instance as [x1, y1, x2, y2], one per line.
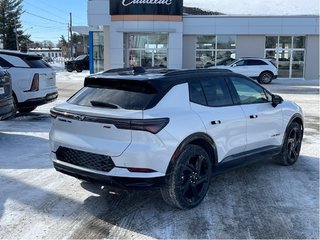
[0, 50, 58, 113]
[209, 57, 278, 84]
[49, 68, 303, 209]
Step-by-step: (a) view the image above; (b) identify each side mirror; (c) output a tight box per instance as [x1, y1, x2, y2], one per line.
[272, 94, 283, 107]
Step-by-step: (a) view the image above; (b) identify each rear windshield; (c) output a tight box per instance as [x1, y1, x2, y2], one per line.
[25, 58, 51, 68]
[68, 81, 158, 110]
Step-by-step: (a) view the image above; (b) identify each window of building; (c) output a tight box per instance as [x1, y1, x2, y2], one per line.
[124, 33, 168, 68]
[196, 35, 236, 68]
[265, 36, 305, 78]
[92, 31, 104, 73]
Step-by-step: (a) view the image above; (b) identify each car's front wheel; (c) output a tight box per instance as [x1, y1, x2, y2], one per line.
[258, 71, 273, 84]
[161, 144, 212, 209]
[275, 122, 303, 166]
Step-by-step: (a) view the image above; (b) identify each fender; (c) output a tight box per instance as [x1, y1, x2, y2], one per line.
[165, 132, 218, 175]
[281, 113, 304, 146]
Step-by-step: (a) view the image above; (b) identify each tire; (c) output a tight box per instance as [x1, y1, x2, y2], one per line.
[275, 122, 303, 166]
[66, 67, 73, 72]
[76, 68, 83, 73]
[258, 71, 273, 84]
[18, 107, 37, 113]
[161, 144, 212, 209]
[11, 95, 18, 117]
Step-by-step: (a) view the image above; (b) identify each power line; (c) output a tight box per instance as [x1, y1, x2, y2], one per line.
[24, 1, 68, 22]
[24, 11, 67, 25]
[29, 0, 87, 23]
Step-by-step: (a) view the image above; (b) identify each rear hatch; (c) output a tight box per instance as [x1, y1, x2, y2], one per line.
[50, 77, 159, 157]
[23, 55, 56, 89]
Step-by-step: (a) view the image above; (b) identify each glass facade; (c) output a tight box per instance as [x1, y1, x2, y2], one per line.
[196, 35, 236, 68]
[92, 32, 104, 73]
[124, 33, 168, 68]
[265, 36, 305, 78]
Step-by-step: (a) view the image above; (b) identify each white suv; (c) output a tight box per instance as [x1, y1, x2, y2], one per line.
[49, 69, 303, 209]
[0, 50, 58, 113]
[209, 57, 278, 84]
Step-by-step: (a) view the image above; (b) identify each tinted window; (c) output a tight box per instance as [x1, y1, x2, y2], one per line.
[201, 78, 233, 107]
[68, 82, 157, 110]
[0, 57, 13, 68]
[25, 59, 51, 68]
[235, 60, 246, 66]
[189, 80, 207, 105]
[230, 77, 269, 104]
[247, 60, 268, 66]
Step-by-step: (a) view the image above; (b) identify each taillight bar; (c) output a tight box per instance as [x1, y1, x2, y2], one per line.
[50, 109, 169, 134]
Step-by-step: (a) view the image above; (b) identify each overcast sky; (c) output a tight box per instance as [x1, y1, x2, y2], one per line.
[184, 0, 319, 15]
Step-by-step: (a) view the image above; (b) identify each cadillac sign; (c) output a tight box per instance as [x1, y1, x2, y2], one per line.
[110, 0, 183, 15]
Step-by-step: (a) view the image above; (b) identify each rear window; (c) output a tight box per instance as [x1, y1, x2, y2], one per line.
[24, 58, 51, 68]
[68, 80, 158, 110]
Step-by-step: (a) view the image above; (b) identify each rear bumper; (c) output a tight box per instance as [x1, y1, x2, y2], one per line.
[18, 91, 58, 108]
[53, 160, 165, 189]
[0, 96, 14, 119]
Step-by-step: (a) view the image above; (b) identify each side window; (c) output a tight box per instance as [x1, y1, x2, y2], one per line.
[247, 60, 268, 66]
[230, 77, 269, 104]
[189, 80, 207, 105]
[201, 78, 233, 107]
[0, 57, 13, 68]
[235, 60, 246, 66]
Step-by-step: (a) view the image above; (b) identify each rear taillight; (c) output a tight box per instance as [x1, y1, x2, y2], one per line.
[115, 118, 169, 134]
[27, 73, 39, 92]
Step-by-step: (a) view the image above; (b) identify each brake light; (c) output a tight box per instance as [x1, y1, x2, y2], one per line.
[29, 73, 39, 91]
[115, 118, 169, 134]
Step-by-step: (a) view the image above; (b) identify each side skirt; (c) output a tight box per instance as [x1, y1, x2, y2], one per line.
[214, 146, 282, 175]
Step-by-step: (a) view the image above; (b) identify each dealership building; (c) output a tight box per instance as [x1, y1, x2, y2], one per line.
[84, 0, 319, 79]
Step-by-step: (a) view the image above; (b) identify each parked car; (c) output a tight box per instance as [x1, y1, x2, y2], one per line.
[204, 57, 235, 68]
[65, 55, 89, 72]
[50, 68, 303, 209]
[0, 50, 58, 114]
[0, 66, 14, 120]
[209, 57, 278, 84]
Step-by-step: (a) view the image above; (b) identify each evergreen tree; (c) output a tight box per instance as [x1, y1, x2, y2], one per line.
[0, 0, 31, 50]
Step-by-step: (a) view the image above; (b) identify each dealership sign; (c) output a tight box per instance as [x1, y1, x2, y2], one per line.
[110, 0, 183, 15]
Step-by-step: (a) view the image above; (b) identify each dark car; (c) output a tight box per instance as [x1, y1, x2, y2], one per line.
[0, 67, 14, 120]
[65, 55, 89, 72]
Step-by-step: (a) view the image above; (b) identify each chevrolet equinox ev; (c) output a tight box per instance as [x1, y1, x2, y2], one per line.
[49, 69, 303, 209]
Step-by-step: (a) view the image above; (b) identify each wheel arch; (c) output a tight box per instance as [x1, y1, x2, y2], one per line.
[260, 70, 274, 77]
[282, 113, 304, 145]
[165, 132, 218, 175]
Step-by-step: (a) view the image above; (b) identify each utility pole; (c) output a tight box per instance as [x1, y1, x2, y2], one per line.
[15, 21, 19, 51]
[69, 12, 73, 58]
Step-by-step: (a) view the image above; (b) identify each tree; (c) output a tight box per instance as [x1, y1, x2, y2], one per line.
[0, 0, 31, 50]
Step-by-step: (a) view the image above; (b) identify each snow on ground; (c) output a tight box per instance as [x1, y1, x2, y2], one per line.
[0, 72, 319, 239]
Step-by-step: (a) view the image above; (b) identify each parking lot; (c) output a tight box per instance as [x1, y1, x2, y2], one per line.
[0, 70, 319, 239]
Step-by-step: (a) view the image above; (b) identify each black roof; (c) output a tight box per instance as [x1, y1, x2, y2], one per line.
[0, 50, 42, 59]
[84, 68, 238, 92]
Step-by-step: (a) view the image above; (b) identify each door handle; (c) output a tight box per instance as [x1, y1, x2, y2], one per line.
[250, 115, 258, 119]
[211, 120, 222, 125]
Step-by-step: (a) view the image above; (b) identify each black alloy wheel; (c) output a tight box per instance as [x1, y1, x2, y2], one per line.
[161, 144, 212, 209]
[286, 124, 303, 164]
[275, 122, 303, 166]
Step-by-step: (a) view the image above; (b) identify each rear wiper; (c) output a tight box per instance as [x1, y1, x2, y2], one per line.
[90, 101, 120, 109]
